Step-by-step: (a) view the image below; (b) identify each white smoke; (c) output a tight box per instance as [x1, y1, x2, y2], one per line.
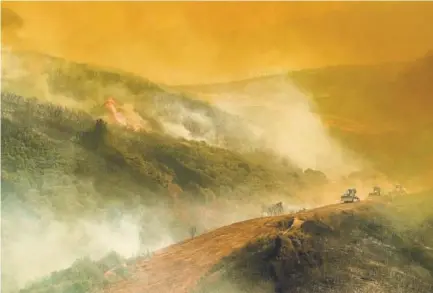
[1, 47, 85, 110]
[190, 75, 362, 178]
[154, 97, 219, 144]
[0, 173, 177, 292]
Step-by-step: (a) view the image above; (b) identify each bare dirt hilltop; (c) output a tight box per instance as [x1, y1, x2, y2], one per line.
[100, 191, 433, 293]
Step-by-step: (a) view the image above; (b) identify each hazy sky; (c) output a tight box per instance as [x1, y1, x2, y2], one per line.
[2, 1, 433, 84]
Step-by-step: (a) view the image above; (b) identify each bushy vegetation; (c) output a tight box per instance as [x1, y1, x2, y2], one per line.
[1, 91, 308, 212]
[18, 251, 132, 293]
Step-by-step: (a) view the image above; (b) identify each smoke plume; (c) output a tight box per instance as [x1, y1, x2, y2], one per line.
[188, 75, 363, 178]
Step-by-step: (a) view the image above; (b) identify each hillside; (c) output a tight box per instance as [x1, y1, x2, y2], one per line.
[1, 50, 260, 151]
[15, 191, 433, 293]
[191, 191, 433, 293]
[71, 190, 433, 293]
[1, 91, 311, 222]
[175, 53, 433, 184]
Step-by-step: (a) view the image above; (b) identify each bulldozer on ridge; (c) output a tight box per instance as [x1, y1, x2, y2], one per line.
[368, 186, 382, 197]
[340, 188, 360, 203]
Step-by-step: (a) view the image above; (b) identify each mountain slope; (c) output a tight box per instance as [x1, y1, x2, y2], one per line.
[13, 191, 433, 293]
[96, 191, 433, 293]
[194, 194, 433, 293]
[1, 91, 306, 212]
[1, 50, 259, 151]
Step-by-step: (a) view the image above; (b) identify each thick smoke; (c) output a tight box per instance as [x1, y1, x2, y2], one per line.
[1, 47, 86, 110]
[1, 176, 307, 292]
[190, 75, 363, 178]
[1, 171, 179, 292]
[153, 95, 218, 143]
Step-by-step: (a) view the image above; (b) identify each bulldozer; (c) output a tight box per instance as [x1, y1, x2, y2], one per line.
[368, 186, 382, 197]
[340, 188, 360, 203]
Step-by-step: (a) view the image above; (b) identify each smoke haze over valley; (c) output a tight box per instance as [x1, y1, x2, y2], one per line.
[1, 2, 433, 293]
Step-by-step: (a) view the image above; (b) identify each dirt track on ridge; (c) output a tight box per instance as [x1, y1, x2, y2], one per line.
[100, 202, 360, 293]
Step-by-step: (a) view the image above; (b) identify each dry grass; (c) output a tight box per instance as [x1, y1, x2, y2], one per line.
[96, 196, 433, 293]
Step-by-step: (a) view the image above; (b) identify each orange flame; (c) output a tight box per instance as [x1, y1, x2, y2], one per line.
[103, 97, 141, 131]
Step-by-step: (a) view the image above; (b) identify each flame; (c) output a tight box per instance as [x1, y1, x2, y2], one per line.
[103, 97, 142, 132]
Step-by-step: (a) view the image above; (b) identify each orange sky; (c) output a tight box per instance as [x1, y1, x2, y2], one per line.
[2, 1, 433, 85]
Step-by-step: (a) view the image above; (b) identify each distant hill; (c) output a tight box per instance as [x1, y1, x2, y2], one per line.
[175, 53, 433, 185]
[191, 191, 433, 293]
